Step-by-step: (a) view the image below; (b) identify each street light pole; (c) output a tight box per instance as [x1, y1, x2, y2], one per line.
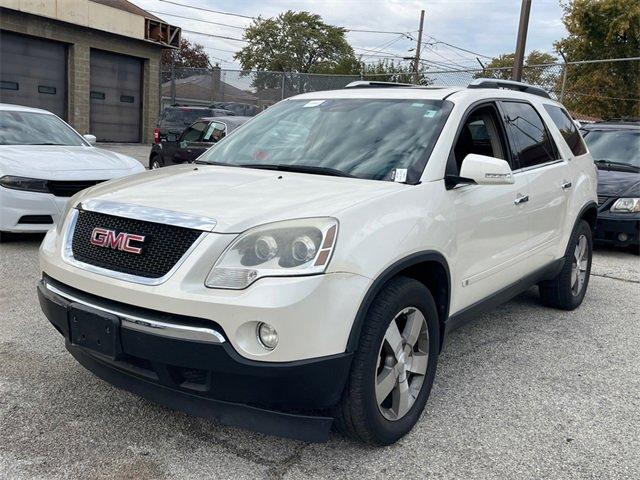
[413, 9, 425, 83]
[512, 0, 532, 81]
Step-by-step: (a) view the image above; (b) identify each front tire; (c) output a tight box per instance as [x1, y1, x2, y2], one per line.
[336, 276, 440, 445]
[539, 220, 593, 310]
[149, 156, 163, 170]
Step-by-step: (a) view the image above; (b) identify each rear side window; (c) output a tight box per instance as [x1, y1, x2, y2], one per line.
[543, 104, 587, 156]
[502, 101, 559, 169]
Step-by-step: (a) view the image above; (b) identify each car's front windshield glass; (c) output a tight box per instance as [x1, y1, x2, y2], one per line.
[583, 129, 640, 168]
[0, 111, 86, 146]
[198, 98, 452, 181]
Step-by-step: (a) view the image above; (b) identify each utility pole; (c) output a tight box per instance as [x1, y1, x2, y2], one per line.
[512, 0, 532, 81]
[413, 9, 425, 83]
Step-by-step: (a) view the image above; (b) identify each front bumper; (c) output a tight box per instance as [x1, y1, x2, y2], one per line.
[38, 276, 352, 441]
[0, 186, 67, 232]
[595, 211, 640, 247]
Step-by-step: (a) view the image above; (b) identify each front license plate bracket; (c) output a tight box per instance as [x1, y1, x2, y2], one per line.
[68, 303, 122, 360]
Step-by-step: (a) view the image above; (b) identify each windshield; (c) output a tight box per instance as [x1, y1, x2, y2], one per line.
[198, 98, 452, 181]
[583, 129, 640, 168]
[0, 111, 86, 146]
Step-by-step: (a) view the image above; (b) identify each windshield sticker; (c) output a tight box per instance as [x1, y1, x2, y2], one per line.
[393, 168, 408, 183]
[423, 110, 438, 118]
[303, 100, 325, 108]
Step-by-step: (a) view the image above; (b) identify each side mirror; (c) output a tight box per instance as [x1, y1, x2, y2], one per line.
[459, 153, 514, 186]
[83, 134, 96, 145]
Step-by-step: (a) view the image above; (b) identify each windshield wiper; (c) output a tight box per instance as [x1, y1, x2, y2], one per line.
[27, 142, 65, 146]
[594, 159, 639, 170]
[238, 163, 356, 178]
[194, 160, 237, 166]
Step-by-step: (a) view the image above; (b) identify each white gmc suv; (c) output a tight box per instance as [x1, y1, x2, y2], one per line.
[38, 79, 598, 445]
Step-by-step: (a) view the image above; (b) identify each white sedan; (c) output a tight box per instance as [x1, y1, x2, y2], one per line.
[0, 103, 145, 241]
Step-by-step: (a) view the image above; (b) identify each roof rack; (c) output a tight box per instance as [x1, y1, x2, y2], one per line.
[344, 80, 419, 89]
[467, 78, 551, 99]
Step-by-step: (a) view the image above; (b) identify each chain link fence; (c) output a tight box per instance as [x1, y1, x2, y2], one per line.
[162, 57, 639, 121]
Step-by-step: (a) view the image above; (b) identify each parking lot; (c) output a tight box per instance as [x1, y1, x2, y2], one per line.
[0, 235, 638, 479]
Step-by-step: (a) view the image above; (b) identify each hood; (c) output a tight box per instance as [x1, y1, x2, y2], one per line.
[597, 169, 640, 197]
[0, 145, 141, 179]
[80, 164, 405, 233]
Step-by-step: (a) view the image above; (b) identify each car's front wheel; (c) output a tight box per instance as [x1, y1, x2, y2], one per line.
[336, 276, 440, 445]
[539, 220, 593, 310]
[149, 156, 163, 170]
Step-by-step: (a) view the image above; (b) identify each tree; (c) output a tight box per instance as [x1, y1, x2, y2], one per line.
[554, 0, 640, 119]
[162, 38, 211, 69]
[477, 50, 558, 87]
[361, 59, 432, 85]
[234, 11, 358, 92]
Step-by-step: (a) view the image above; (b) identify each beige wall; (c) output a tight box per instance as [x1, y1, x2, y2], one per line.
[0, 0, 145, 40]
[0, 8, 162, 143]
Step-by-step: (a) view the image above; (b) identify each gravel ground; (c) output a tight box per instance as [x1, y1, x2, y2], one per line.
[0, 237, 638, 480]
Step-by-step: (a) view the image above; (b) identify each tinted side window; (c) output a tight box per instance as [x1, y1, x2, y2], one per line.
[543, 104, 587, 156]
[502, 101, 558, 169]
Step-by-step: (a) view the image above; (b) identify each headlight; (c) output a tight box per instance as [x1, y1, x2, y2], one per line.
[0, 175, 49, 193]
[205, 218, 338, 289]
[610, 198, 640, 213]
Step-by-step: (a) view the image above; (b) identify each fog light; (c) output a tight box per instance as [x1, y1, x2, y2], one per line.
[618, 233, 629, 242]
[257, 322, 278, 350]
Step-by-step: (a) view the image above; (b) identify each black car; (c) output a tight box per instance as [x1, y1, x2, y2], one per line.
[149, 116, 249, 169]
[581, 121, 640, 250]
[154, 106, 235, 143]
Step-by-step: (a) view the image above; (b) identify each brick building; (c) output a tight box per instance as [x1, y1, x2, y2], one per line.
[0, 0, 179, 142]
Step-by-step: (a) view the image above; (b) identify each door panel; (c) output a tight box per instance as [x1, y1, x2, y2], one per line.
[518, 162, 570, 267]
[90, 50, 141, 142]
[500, 100, 569, 267]
[0, 31, 66, 118]
[450, 178, 531, 313]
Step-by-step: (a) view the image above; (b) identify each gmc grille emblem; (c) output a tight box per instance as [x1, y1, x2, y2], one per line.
[90, 227, 145, 254]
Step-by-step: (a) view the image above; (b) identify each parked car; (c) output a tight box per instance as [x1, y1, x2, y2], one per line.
[0, 103, 144, 242]
[210, 101, 259, 117]
[580, 120, 639, 250]
[155, 105, 235, 143]
[149, 116, 250, 169]
[38, 79, 597, 445]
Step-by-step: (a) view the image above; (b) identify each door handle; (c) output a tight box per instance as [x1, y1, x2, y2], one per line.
[514, 194, 529, 205]
[561, 180, 572, 190]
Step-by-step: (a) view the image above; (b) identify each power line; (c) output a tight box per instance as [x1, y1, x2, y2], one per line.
[425, 36, 493, 59]
[148, 10, 247, 30]
[181, 29, 248, 43]
[156, 0, 256, 20]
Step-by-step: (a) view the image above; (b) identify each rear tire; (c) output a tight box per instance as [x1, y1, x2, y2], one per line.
[539, 220, 593, 310]
[335, 276, 440, 445]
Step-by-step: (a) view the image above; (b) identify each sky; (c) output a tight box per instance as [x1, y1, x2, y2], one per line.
[132, 0, 569, 71]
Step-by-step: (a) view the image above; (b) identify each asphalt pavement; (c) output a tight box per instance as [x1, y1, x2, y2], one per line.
[1, 236, 638, 479]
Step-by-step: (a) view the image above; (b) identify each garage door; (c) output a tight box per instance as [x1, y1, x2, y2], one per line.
[0, 31, 67, 118]
[90, 50, 142, 142]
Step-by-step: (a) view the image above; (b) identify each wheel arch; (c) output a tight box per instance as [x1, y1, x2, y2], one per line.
[568, 201, 597, 255]
[347, 251, 451, 354]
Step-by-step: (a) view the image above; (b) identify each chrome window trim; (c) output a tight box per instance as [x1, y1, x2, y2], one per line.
[61, 209, 207, 286]
[512, 158, 565, 175]
[79, 199, 217, 232]
[44, 280, 225, 344]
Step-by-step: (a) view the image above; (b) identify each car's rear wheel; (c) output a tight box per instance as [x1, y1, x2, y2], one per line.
[335, 276, 440, 445]
[150, 156, 163, 170]
[539, 220, 593, 310]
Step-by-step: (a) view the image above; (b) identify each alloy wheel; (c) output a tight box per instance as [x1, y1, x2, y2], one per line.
[571, 234, 588, 296]
[375, 307, 429, 421]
